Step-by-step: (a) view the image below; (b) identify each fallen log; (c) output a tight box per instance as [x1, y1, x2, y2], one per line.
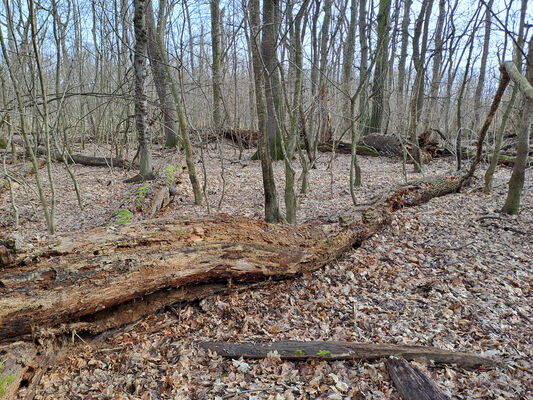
[387, 357, 449, 400]
[317, 141, 379, 156]
[11, 138, 135, 169]
[198, 341, 497, 369]
[0, 174, 462, 342]
[0, 341, 39, 399]
[66, 154, 135, 169]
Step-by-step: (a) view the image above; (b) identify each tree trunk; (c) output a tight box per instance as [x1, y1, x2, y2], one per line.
[358, 0, 369, 132]
[426, 0, 445, 129]
[409, 0, 434, 172]
[396, 0, 412, 96]
[154, 0, 202, 205]
[248, 0, 283, 222]
[210, 0, 223, 132]
[133, 0, 154, 180]
[341, 0, 357, 136]
[317, 0, 332, 144]
[262, 0, 283, 160]
[502, 41, 533, 214]
[0, 174, 464, 341]
[472, 0, 493, 131]
[366, 0, 391, 135]
[146, 0, 178, 148]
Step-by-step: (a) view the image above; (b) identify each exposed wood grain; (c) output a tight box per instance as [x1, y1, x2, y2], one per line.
[387, 357, 449, 400]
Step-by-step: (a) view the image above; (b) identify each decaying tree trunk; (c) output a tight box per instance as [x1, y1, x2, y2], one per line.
[199, 341, 497, 369]
[0, 174, 463, 342]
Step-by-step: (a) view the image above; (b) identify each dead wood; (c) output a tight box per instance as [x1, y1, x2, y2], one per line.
[198, 341, 497, 369]
[0, 341, 39, 399]
[11, 138, 135, 169]
[222, 128, 259, 148]
[65, 154, 135, 169]
[0, 174, 463, 342]
[387, 357, 449, 400]
[317, 141, 379, 156]
[148, 186, 172, 217]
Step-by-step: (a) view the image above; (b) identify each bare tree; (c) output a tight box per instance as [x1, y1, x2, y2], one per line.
[210, 0, 224, 132]
[248, 0, 283, 222]
[502, 35, 533, 215]
[366, 0, 392, 135]
[132, 0, 155, 181]
[146, 0, 178, 148]
[472, 0, 493, 130]
[408, 0, 434, 172]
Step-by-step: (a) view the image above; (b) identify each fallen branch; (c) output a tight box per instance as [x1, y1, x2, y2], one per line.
[387, 357, 449, 400]
[198, 341, 498, 369]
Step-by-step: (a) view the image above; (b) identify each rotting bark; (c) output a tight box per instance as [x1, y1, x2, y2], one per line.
[199, 341, 497, 369]
[387, 357, 450, 400]
[0, 174, 464, 342]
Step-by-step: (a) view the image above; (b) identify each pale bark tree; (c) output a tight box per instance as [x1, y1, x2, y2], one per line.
[132, 0, 155, 180]
[502, 36, 533, 215]
[456, 25, 478, 170]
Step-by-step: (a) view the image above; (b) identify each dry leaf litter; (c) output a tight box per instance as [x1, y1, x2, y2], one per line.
[1, 142, 531, 399]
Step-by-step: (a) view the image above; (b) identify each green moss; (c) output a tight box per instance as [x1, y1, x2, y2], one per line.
[294, 349, 304, 356]
[316, 350, 331, 357]
[163, 163, 181, 186]
[136, 182, 150, 207]
[0, 361, 15, 398]
[0, 137, 7, 150]
[356, 145, 379, 155]
[115, 209, 133, 225]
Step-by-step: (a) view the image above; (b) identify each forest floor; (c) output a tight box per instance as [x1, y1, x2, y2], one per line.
[1, 141, 532, 399]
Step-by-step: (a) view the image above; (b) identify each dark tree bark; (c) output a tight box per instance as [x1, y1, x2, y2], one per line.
[145, 0, 178, 148]
[210, 0, 223, 132]
[247, 0, 283, 222]
[366, 0, 391, 135]
[261, 0, 283, 160]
